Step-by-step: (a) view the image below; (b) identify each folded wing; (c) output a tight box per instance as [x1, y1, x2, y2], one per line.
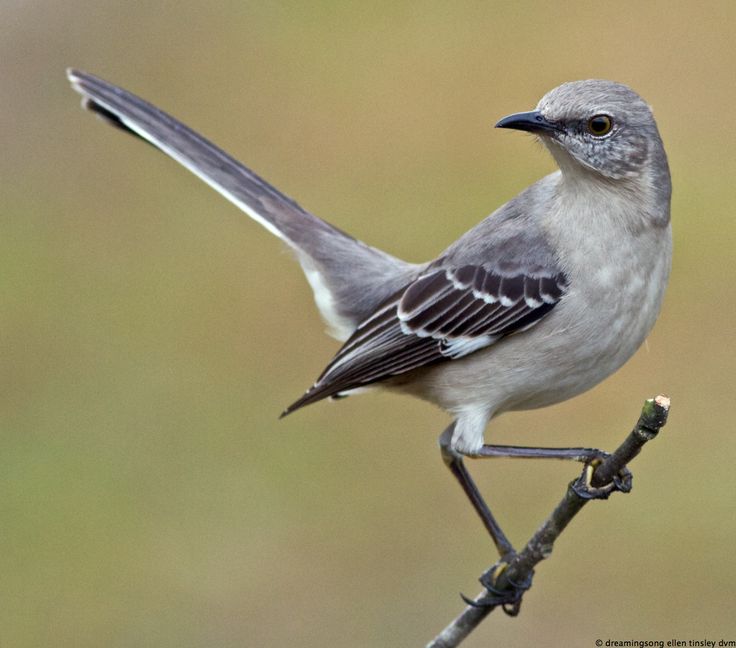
[283, 263, 567, 415]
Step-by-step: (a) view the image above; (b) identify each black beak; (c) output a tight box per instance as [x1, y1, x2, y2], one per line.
[495, 110, 560, 134]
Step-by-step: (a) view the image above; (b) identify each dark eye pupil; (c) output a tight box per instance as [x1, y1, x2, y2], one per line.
[589, 115, 611, 135]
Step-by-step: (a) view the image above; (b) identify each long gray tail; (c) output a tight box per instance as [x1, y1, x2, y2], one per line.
[67, 69, 419, 340]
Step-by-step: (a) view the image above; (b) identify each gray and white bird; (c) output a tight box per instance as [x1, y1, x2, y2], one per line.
[67, 71, 671, 554]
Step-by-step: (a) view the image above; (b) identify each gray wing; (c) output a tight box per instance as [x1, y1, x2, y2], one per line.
[283, 262, 567, 415]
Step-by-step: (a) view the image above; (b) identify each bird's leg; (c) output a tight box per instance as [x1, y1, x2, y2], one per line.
[474, 444, 609, 462]
[471, 444, 633, 498]
[438, 425, 515, 559]
[439, 425, 534, 612]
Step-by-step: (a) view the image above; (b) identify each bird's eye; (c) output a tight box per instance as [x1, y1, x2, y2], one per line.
[587, 114, 613, 137]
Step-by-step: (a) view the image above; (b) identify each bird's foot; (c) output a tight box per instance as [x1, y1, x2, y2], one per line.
[461, 558, 533, 616]
[571, 459, 633, 500]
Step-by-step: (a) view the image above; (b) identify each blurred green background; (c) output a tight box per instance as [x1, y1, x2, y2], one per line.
[3, 2, 735, 646]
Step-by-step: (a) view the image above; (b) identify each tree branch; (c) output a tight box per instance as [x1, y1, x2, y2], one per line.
[426, 394, 671, 648]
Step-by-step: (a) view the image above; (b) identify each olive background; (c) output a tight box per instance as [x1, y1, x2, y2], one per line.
[3, 2, 735, 646]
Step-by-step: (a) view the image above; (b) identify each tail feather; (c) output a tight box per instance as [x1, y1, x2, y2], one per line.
[67, 69, 419, 338]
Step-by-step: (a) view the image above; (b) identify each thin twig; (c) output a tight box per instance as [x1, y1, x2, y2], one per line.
[426, 395, 671, 648]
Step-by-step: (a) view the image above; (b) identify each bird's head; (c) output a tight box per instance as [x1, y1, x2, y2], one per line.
[496, 80, 667, 184]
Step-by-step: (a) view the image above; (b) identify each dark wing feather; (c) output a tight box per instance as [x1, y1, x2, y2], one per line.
[282, 265, 567, 415]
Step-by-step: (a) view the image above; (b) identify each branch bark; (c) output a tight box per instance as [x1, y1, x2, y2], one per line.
[426, 394, 671, 648]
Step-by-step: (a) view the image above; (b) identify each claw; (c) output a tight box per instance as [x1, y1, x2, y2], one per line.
[502, 600, 523, 617]
[505, 570, 533, 593]
[572, 462, 633, 500]
[479, 561, 511, 596]
[460, 592, 490, 608]
[613, 467, 633, 493]
[474, 560, 533, 615]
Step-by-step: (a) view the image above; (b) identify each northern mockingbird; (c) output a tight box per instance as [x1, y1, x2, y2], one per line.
[67, 70, 671, 559]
